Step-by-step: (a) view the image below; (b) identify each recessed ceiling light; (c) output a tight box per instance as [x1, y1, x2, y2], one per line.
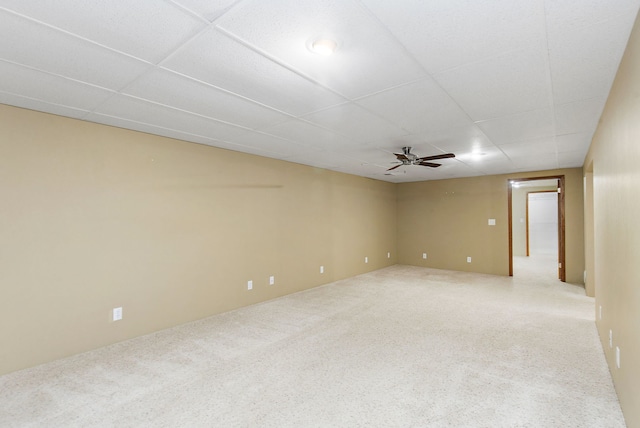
[311, 38, 338, 56]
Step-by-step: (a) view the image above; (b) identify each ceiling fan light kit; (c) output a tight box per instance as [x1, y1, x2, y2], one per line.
[387, 147, 455, 171]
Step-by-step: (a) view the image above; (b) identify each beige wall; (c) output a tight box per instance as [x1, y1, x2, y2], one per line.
[584, 10, 640, 427]
[512, 184, 558, 257]
[0, 105, 397, 376]
[397, 168, 584, 284]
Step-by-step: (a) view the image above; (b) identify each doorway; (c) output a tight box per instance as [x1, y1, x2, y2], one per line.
[508, 176, 565, 282]
[527, 191, 558, 257]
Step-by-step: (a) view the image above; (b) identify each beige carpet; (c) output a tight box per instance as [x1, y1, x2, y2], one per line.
[0, 257, 625, 427]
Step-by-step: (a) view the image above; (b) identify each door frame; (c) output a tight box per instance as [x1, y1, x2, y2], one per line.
[508, 175, 565, 282]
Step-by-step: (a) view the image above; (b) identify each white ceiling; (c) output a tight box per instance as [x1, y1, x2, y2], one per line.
[0, 0, 638, 183]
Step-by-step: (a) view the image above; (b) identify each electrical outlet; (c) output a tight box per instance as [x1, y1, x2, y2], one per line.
[112, 307, 122, 321]
[247, 280, 253, 291]
[616, 346, 621, 369]
[320, 265, 324, 274]
[269, 276, 275, 285]
[387, 252, 390, 259]
[365, 256, 368, 264]
[609, 330, 613, 348]
[488, 219, 496, 226]
[467, 257, 472, 263]
[422, 253, 427, 259]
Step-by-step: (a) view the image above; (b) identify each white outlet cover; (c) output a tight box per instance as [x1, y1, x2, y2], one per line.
[247, 280, 253, 291]
[269, 276, 275, 285]
[365, 257, 368, 263]
[488, 219, 496, 226]
[387, 252, 390, 258]
[320, 265, 324, 274]
[113, 307, 122, 321]
[422, 253, 427, 259]
[467, 257, 472, 263]
[616, 346, 620, 368]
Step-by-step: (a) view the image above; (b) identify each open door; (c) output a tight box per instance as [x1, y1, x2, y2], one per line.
[508, 175, 565, 282]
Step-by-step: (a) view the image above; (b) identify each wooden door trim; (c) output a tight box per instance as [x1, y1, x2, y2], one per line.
[508, 175, 566, 282]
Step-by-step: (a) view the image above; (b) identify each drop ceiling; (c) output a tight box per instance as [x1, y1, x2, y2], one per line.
[0, 0, 638, 183]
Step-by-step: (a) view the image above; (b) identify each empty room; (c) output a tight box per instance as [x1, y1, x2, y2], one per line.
[1, 1, 639, 427]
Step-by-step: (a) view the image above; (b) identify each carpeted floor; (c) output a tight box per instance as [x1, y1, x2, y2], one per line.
[0, 257, 625, 427]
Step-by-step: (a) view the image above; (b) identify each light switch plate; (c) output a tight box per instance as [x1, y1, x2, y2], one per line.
[113, 307, 122, 321]
[467, 257, 472, 263]
[320, 265, 324, 274]
[422, 253, 427, 259]
[247, 280, 253, 291]
[269, 276, 275, 285]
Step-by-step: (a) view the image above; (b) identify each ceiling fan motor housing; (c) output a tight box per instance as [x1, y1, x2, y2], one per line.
[402, 147, 418, 164]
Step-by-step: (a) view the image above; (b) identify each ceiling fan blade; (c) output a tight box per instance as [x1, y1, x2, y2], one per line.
[387, 163, 403, 171]
[418, 162, 441, 168]
[418, 153, 455, 161]
[393, 153, 410, 161]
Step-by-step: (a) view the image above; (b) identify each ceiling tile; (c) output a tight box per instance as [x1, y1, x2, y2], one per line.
[555, 97, 605, 135]
[0, 0, 206, 63]
[556, 132, 592, 153]
[557, 150, 588, 168]
[544, 0, 640, 34]
[84, 112, 224, 146]
[0, 9, 151, 90]
[476, 108, 555, 145]
[259, 119, 356, 151]
[406, 125, 494, 153]
[510, 154, 558, 171]
[224, 130, 317, 158]
[215, 0, 426, 99]
[92, 95, 248, 141]
[0, 91, 90, 120]
[302, 103, 407, 144]
[123, 69, 291, 130]
[0, 61, 114, 111]
[499, 137, 557, 159]
[163, 27, 346, 116]
[283, 150, 361, 170]
[455, 146, 510, 166]
[361, 0, 546, 73]
[548, 12, 638, 104]
[465, 158, 516, 176]
[434, 41, 552, 121]
[338, 145, 410, 169]
[355, 78, 474, 135]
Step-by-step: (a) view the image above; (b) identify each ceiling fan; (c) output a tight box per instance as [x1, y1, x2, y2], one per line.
[387, 147, 455, 171]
